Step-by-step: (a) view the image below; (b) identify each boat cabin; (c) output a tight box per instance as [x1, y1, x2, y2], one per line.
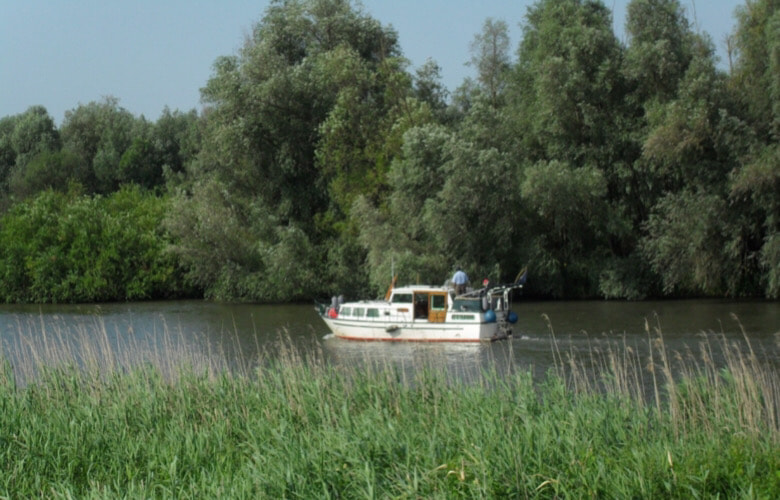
[387, 287, 448, 322]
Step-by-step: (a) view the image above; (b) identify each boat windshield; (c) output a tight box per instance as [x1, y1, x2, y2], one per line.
[391, 293, 413, 303]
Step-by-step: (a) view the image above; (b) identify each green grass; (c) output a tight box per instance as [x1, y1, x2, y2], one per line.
[0, 318, 777, 498]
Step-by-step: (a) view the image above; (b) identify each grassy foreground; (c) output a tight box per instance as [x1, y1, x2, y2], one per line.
[0, 325, 778, 498]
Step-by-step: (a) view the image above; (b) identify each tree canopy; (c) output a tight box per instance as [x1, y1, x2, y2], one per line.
[0, 0, 777, 303]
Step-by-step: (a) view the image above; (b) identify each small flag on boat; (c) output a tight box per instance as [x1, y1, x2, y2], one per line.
[515, 267, 527, 285]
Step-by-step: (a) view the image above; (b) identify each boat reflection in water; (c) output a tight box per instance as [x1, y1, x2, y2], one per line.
[320, 333, 517, 385]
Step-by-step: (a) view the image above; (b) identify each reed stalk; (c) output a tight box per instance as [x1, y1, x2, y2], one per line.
[0, 314, 776, 497]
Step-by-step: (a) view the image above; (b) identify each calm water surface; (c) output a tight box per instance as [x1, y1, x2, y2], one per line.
[1, 299, 777, 386]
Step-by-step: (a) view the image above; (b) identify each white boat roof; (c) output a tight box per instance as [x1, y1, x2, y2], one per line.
[391, 284, 451, 293]
[337, 284, 455, 306]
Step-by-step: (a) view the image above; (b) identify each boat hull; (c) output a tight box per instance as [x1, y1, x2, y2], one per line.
[321, 316, 500, 342]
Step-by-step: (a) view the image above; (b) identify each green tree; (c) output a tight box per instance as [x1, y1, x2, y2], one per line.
[506, 0, 629, 296]
[730, 0, 780, 142]
[119, 137, 162, 189]
[612, 0, 754, 298]
[353, 117, 526, 293]
[642, 190, 731, 296]
[0, 186, 185, 303]
[624, 0, 697, 104]
[168, 0, 405, 301]
[638, 0, 778, 298]
[427, 142, 521, 278]
[510, 0, 625, 166]
[412, 59, 450, 122]
[610, 0, 702, 236]
[154, 107, 201, 177]
[6, 150, 88, 199]
[316, 50, 419, 217]
[165, 178, 265, 300]
[315, 54, 431, 299]
[0, 115, 16, 193]
[353, 124, 451, 291]
[60, 97, 140, 193]
[0, 107, 62, 202]
[521, 160, 609, 297]
[725, 0, 780, 297]
[641, 44, 732, 193]
[197, 0, 400, 225]
[469, 18, 511, 107]
[8, 106, 60, 170]
[459, 17, 519, 153]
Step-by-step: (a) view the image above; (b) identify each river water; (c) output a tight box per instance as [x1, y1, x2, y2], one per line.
[1, 299, 777, 389]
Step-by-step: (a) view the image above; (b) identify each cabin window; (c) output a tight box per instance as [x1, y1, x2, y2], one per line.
[431, 294, 446, 310]
[341, 307, 352, 316]
[366, 308, 379, 318]
[392, 293, 413, 303]
[353, 308, 365, 317]
[453, 298, 481, 312]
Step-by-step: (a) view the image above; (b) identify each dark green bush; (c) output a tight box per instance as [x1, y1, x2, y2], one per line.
[0, 186, 189, 303]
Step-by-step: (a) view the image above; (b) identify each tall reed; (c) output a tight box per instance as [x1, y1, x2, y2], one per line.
[0, 314, 777, 497]
[548, 313, 779, 445]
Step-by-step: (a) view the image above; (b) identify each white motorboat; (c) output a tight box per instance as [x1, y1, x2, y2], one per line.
[317, 275, 524, 342]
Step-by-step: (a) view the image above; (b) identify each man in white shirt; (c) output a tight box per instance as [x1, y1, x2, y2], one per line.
[452, 267, 468, 295]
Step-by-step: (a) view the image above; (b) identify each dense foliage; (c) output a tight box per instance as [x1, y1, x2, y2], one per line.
[0, 186, 190, 303]
[0, 0, 777, 303]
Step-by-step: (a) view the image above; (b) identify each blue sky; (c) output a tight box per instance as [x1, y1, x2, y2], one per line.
[1, 0, 744, 124]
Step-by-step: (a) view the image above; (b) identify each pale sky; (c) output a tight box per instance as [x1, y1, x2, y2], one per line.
[1, 0, 744, 124]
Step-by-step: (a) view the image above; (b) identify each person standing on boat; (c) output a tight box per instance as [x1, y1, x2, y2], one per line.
[452, 267, 469, 296]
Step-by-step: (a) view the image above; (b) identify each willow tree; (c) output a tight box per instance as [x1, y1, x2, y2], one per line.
[619, 0, 700, 227]
[726, 0, 780, 297]
[0, 107, 62, 203]
[511, 0, 625, 165]
[623, 0, 725, 201]
[3, 106, 60, 172]
[351, 16, 527, 294]
[352, 124, 453, 291]
[59, 97, 146, 194]
[638, 0, 778, 298]
[506, 0, 629, 297]
[730, 0, 780, 143]
[624, 0, 697, 103]
[166, 0, 408, 300]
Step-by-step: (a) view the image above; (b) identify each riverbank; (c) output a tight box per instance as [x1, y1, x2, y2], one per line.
[0, 328, 777, 497]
